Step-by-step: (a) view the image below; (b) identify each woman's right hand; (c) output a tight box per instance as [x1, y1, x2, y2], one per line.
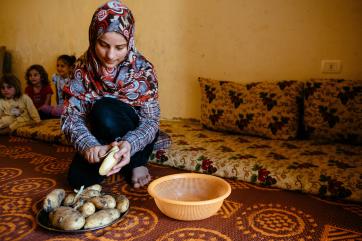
[83, 145, 111, 164]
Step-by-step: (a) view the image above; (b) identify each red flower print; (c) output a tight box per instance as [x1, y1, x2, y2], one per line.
[97, 10, 107, 21]
[258, 168, 270, 182]
[156, 150, 165, 159]
[328, 179, 343, 195]
[202, 159, 213, 171]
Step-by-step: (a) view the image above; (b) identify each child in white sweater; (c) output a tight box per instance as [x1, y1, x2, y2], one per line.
[0, 74, 41, 134]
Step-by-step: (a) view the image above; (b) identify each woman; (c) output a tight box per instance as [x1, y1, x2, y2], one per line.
[61, 0, 168, 189]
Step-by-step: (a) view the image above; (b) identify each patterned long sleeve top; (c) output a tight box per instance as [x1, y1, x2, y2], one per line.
[61, 96, 160, 156]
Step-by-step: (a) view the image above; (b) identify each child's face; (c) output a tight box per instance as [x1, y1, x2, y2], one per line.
[56, 60, 72, 78]
[28, 69, 41, 86]
[0, 83, 16, 99]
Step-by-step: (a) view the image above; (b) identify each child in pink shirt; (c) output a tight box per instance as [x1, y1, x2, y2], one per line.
[25, 64, 54, 119]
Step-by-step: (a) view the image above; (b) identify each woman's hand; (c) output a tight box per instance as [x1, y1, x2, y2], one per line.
[83, 145, 111, 164]
[106, 141, 131, 176]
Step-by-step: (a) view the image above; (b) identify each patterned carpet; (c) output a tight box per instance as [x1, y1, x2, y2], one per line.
[0, 135, 361, 241]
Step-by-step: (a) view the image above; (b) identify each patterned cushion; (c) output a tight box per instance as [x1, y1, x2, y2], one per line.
[199, 78, 229, 130]
[13, 118, 171, 150]
[303, 79, 362, 144]
[150, 119, 362, 202]
[13, 119, 70, 145]
[199, 77, 304, 140]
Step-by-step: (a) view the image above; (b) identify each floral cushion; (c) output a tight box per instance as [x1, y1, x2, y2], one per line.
[13, 119, 69, 145]
[13, 119, 171, 150]
[150, 119, 362, 202]
[13, 119, 70, 145]
[199, 77, 304, 140]
[304, 79, 362, 144]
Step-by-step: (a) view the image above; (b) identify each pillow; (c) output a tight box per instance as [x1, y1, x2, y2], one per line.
[303, 79, 362, 144]
[199, 77, 229, 130]
[199, 77, 304, 139]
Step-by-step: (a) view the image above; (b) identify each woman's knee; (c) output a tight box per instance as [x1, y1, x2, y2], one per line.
[90, 97, 139, 129]
[89, 97, 140, 142]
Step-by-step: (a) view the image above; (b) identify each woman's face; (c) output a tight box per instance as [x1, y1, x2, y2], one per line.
[95, 32, 128, 68]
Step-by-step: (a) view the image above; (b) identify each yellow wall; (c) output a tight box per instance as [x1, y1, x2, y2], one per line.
[1, 0, 361, 119]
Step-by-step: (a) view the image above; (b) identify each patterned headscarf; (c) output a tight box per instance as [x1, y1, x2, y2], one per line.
[64, 0, 158, 106]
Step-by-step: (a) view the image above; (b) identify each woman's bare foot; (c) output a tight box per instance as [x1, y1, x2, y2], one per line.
[132, 166, 151, 188]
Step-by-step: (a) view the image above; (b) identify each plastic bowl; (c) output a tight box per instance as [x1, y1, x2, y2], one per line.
[147, 173, 231, 221]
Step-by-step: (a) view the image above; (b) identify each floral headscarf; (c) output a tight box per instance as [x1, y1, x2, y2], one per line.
[64, 0, 158, 106]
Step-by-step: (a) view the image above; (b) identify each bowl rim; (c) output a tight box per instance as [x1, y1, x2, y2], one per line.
[147, 173, 231, 205]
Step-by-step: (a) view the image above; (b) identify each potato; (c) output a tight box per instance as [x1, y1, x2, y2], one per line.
[43, 189, 65, 212]
[84, 209, 120, 229]
[63, 193, 76, 206]
[90, 195, 116, 209]
[85, 184, 102, 192]
[81, 189, 101, 200]
[99, 146, 119, 176]
[73, 199, 85, 210]
[115, 195, 129, 213]
[79, 202, 96, 217]
[49, 206, 85, 230]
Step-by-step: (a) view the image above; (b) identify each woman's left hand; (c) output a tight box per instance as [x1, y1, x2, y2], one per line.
[106, 141, 131, 176]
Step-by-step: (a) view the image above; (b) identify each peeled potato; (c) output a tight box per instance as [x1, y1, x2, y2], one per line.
[43, 189, 65, 212]
[99, 146, 119, 176]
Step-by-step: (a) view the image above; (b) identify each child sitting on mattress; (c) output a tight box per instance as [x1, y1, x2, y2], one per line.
[25, 64, 54, 119]
[0, 74, 41, 134]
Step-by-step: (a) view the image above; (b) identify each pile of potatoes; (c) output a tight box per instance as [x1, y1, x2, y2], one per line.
[42, 184, 129, 231]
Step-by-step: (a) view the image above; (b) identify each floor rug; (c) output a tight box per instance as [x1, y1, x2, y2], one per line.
[0, 135, 361, 241]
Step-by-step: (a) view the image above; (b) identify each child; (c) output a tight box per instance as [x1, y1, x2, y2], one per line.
[0, 74, 41, 134]
[52, 55, 76, 113]
[25, 64, 54, 119]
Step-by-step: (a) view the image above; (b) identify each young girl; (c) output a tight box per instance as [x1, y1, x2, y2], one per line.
[25, 64, 54, 119]
[0, 74, 41, 134]
[52, 55, 76, 113]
